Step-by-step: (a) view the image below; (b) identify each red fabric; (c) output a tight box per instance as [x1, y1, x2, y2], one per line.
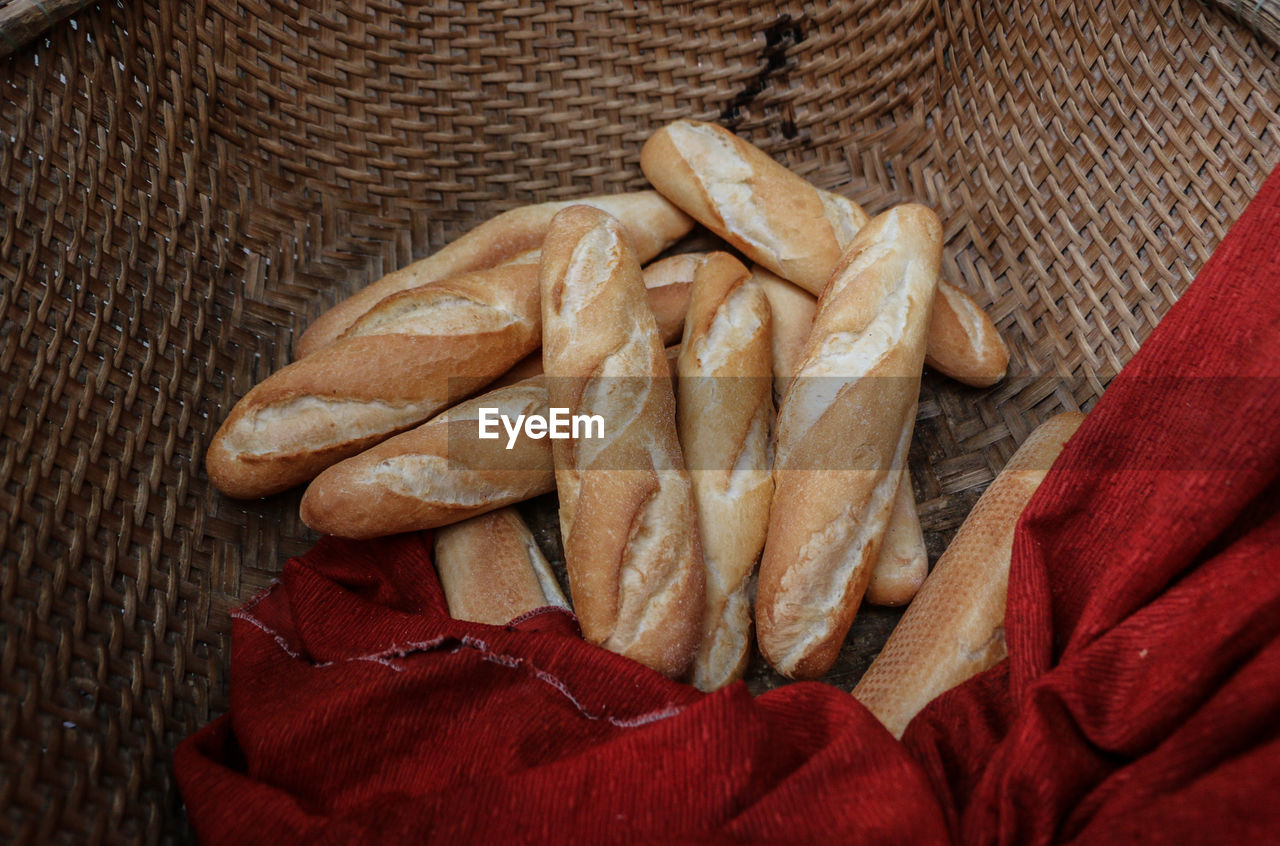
[177, 167, 1280, 844]
[175, 536, 946, 843]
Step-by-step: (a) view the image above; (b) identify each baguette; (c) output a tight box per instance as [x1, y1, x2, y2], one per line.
[922, 279, 1010, 387]
[298, 378, 554, 538]
[756, 204, 941, 679]
[297, 191, 694, 357]
[434, 508, 569, 625]
[863, 473, 929, 607]
[207, 265, 541, 499]
[853, 412, 1085, 737]
[640, 119, 849, 290]
[639, 252, 703, 344]
[639, 120, 1007, 386]
[675, 253, 774, 691]
[752, 264, 818, 405]
[755, 264, 929, 608]
[301, 339, 683, 541]
[539, 204, 704, 679]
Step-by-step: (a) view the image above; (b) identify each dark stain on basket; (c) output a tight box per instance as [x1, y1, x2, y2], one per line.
[720, 14, 805, 138]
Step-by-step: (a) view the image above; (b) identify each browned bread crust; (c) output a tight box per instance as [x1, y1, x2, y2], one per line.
[207, 265, 541, 499]
[864, 474, 929, 607]
[539, 205, 705, 679]
[755, 204, 942, 679]
[298, 378, 555, 538]
[756, 263, 929, 608]
[434, 508, 569, 625]
[676, 252, 774, 691]
[296, 192, 694, 357]
[852, 412, 1085, 737]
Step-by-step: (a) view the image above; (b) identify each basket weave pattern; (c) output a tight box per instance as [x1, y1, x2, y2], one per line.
[1, 0, 1277, 841]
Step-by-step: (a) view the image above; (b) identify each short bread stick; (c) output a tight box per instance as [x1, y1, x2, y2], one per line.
[207, 265, 541, 499]
[755, 264, 929, 608]
[298, 378, 555, 537]
[434, 508, 569, 625]
[864, 473, 929, 607]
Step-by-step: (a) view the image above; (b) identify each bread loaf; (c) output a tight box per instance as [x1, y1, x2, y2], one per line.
[756, 204, 941, 679]
[434, 507, 569, 625]
[640, 120, 1007, 386]
[864, 473, 929, 607]
[298, 378, 554, 538]
[755, 263, 929, 608]
[675, 252, 774, 691]
[301, 339, 681, 541]
[539, 204, 704, 679]
[921, 279, 1010, 387]
[297, 191, 694, 357]
[207, 265, 542, 499]
[852, 412, 1085, 737]
[641, 119, 845, 291]
[753, 264, 818, 405]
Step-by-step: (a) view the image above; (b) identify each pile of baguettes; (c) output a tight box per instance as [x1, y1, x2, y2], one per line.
[206, 120, 1084, 736]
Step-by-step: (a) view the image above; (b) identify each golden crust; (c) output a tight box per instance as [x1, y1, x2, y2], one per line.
[752, 265, 818, 403]
[207, 265, 541, 498]
[640, 120, 843, 292]
[755, 263, 929, 609]
[756, 204, 942, 680]
[434, 508, 569, 625]
[539, 205, 704, 679]
[864, 474, 929, 607]
[296, 191, 694, 357]
[923, 280, 1010, 387]
[297, 379, 555, 538]
[676, 252, 774, 691]
[852, 411, 1085, 737]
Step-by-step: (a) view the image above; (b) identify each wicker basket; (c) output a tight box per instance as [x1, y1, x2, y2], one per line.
[1, 0, 1277, 841]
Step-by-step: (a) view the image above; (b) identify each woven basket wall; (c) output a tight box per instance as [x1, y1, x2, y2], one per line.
[2, 0, 1277, 841]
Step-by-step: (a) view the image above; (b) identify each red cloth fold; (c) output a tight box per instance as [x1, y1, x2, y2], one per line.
[178, 533, 947, 843]
[177, 168, 1280, 843]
